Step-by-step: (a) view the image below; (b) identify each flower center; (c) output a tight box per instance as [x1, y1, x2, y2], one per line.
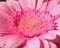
[13, 9, 56, 37]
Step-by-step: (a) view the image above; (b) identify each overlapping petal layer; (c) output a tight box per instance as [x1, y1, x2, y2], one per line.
[0, 0, 60, 48]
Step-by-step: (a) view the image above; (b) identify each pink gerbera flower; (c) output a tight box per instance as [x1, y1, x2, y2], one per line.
[0, 0, 60, 48]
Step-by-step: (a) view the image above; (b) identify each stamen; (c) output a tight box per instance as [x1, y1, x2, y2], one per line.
[13, 9, 57, 37]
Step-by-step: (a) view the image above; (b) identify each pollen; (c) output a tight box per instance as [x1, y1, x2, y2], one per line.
[13, 9, 56, 37]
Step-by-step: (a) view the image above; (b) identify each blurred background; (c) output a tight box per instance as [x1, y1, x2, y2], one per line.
[0, 0, 6, 1]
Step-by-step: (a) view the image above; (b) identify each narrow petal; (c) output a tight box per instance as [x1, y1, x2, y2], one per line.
[7, 1, 21, 12]
[25, 37, 40, 48]
[0, 14, 10, 33]
[0, 2, 15, 17]
[48, 30, 60, 36]
[49, 42, 57, 48]
[6, 35, 26, 48]
[0, 6, 13, 34]
[0, 2, 17, 34]
[55, 18, 60, 32]
[0, 35, 12, 48]
[39, 2, 47, 13]
[50, 4, 60, 15]
[47, 0, 59, 11]
[25, 0, 36, 9]
[18, 0, 36, 9]
[18, 0, 26, 9]
[40, 39, 50, 48]
[36, 0, 43, 10]
[39, 31, 56, 40]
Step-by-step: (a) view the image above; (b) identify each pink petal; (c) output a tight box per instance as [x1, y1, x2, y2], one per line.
[39, 2, 47, 13]
[6, 35, 26, 48]
[40, 39, 50, 48]
[0, 35, 12, 48]
[36, 0, 43, 10]
[0, 14, 11, 33]
[49, 42, 57, 48]
[50, 4, 60, 15]
[0, 2, 15, 17]
[0, 8, 13, 34]
[25, 0, 36, 9]
[48, 30, 60, 36]
[25, 37, 40, 48]
[0, 2, 16, 34]
[39, 31, 56, 40]
[7, 1, 21, 11]
[18, 0, 35, 9]
[47, 0, 59, 11]
[55, 18, 60, 31]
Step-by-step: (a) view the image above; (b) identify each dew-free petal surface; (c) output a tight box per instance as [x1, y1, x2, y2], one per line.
[36, 0, 43, 10]
[25, 37, 40, 48]
[50, 4, 60, 15]
[18, 0, 35, 9]
[6, 35, 26, 48]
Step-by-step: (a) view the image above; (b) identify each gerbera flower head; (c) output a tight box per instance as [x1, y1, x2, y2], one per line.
[0, 0, 60, 48]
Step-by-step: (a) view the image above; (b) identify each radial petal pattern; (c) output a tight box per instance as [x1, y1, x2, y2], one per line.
[0, 0, 60, 48]
[18, 0, 36, 9]
[47, 0, 59, 11]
